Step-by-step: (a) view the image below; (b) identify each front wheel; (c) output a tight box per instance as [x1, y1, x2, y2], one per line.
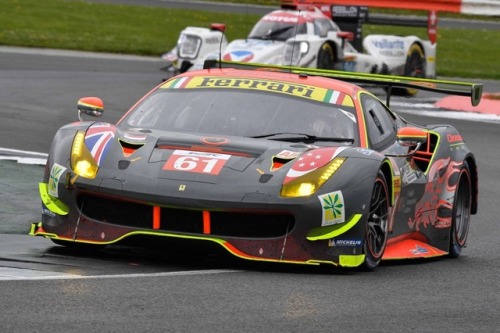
[362, 170, 389, 270]
[449, 162, 472, 258]
[317, 43, 335, 70]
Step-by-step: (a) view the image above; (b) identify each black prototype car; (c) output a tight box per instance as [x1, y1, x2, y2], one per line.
[32, 61, 482, 270]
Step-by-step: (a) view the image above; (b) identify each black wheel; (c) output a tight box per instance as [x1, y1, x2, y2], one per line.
[449, 162, 472, 258]
[393, 43, 425, 96]
[362, 171, 389, 270]
[317, 43, 335, 70]
[404, 43, 426, 78]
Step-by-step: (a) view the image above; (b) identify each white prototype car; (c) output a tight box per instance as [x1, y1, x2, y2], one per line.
[164, 7, 436, 81]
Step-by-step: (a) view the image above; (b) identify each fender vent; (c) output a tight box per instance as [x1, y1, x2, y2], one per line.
[412, 132, 438, 172]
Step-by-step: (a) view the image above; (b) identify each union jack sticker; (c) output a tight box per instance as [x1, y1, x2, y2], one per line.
[85, 123, 116, 166]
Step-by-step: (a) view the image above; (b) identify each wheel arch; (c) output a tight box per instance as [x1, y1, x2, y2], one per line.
[324, 39, 341, 67]
[465, 154, 478, 215]
[380, 160, 395, 207]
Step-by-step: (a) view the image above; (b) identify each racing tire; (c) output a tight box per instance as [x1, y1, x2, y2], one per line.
[317, 43, 336, 70]
[449, 161, 472, 258]
[393, 43, 425, 96]
[362, 170, 389, 271]
[404, 43, 426, 78]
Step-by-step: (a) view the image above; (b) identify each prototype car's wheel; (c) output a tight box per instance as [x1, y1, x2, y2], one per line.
[362, 171, 389, 270]
[449, 162, 472, 258]
[392, 43, 425, 96]
[317, 43, 335, 70]
[404, 44, 425, 78]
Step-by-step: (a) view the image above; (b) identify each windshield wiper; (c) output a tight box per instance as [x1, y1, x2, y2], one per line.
[251, 132, 354, 143]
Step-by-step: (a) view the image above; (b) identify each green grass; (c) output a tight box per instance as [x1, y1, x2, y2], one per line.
[0, 0, 498, 79]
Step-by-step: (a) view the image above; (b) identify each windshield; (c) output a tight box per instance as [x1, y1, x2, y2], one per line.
[121, 88, 358, 143]
[248, 20, 307, 41]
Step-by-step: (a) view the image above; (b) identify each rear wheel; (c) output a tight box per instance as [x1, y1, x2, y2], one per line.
[317, 43, 335, 70]
[449, 162, 472, 258]
[393, 43, 425, 96]
[362, 171, 389, 270]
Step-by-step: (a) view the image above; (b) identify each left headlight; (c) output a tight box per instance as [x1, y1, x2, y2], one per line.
[284, 41, 310, 66]
[71, 131, 98, 179]
[280, 157, 345, 198]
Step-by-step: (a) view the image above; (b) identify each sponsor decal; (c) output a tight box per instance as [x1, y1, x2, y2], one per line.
[319, 190, 345, 226]
[356, 148, 375, 156]
[48, 163, 66, 198]
[447, 134, 463, 143]
[163, 150, 230, 175]
[402, 162, 418, 185]
[161, 76, 354, 107]
[42, 207, 56, 218]
[371, 38, 404, 50]
[329, 238, 362, 247]
[200, 137, 229, 146]
[275, 150, 300, 160]
[340, 108, 357, 123]
[223, 50, 254, 62]
[85, 123, 116, 166]
[410, 245, 429, 255]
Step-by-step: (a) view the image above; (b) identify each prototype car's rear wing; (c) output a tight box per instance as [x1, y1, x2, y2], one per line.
[203, 60, 483, 107]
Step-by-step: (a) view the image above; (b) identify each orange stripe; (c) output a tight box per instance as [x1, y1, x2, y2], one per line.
[153, 206, 161, 230]
[203, 210, 211, 234]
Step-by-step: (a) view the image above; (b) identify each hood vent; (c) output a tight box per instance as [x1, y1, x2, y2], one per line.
[119, 139, 144, 157]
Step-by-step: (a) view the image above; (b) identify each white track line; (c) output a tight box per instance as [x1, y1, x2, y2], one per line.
[0, 268, 241, 281]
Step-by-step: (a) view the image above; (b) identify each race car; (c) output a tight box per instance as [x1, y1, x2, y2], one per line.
[165, 6, 436, 81]
[31, 60, 481, 270]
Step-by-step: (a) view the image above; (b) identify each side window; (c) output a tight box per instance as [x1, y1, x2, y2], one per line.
[314, 19, 337, 37]
[361, 94, 397, 150]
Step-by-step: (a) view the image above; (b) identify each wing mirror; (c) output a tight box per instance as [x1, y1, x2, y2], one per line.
[397, 127, 428, 147]
[77, 97, 104, 121]
[337, 31, 354, 42]
[386, 127, 428, 157]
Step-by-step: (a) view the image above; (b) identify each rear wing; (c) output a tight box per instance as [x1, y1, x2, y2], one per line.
[203, 60, 483, 107]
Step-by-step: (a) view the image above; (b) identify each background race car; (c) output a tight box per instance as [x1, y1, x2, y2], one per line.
[164, 2, 436, 82]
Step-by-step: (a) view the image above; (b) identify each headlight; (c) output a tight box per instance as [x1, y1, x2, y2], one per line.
[178, 34, 202, 59]
[299, 41, 309, 55]
[71, 131, 98, 179]
[280, 157, 345, 197]
[284, 41, 310, 66]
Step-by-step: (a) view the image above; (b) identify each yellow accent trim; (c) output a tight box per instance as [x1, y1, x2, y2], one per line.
[31, 227, 345, 267]
[39, 183, 69, 215]
[29, 222, 41, 236]
[383, 159, 397, 207]
[339, 254, 365, 267]
[306, 214, 362, 241]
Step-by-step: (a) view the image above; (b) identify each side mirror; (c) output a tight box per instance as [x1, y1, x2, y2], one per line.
[337, 31, 354, 42]
[385, 127, 428, 158]
[77, 97, 104, 121]
[397, 127, 428, 147]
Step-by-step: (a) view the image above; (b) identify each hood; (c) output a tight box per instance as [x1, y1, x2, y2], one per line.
[78, 123, 355, 203]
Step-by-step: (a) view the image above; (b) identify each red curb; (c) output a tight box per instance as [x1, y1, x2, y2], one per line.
[435, 93, 500, 115]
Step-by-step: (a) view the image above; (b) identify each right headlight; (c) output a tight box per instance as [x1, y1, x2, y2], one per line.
[280, 157, 345, 198]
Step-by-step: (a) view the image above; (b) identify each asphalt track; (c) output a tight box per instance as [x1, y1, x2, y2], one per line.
[1, 46, 500, 332]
